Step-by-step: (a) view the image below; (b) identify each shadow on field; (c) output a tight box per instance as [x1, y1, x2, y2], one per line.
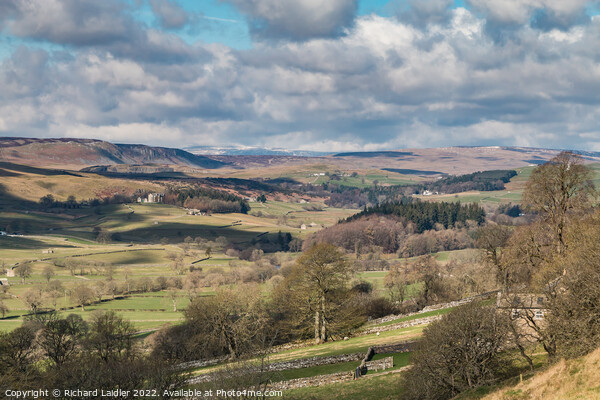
[119, 223, 283, 249]
[77, 251, 166, 265]
[0, 235, 76, 250]
[0, 182, 38, 211]
[0, 162, 82, 177]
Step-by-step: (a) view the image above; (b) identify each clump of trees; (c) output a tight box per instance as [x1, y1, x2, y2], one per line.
[38, 193, 134, 211]
[383, 254, 495, 313]
[164, 185, 250, 214]
[398, 152, 600, 399]
[304, 214, 477, 257]
[153, 285, 271, 361]
[0, 311, 184, 396]
[325, 170, 517, 208]
[348, 200, 485, 232]
[485, 152, 598, 363]
[273, 243, 361, 343]
[417, 169, 517, 194]
[153, 243, 376, 363]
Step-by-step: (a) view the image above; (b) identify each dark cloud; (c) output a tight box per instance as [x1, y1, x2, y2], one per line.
[466, 0, 593, 32]
[223, 0, 359, 41]
[0, 46, 50, 99]
[530, 7, 590, 32]
[1, 0, 208, 64]
[149, 0, 189, 29]
[5, 0, 134, 46]
[398, 0, 454, 28]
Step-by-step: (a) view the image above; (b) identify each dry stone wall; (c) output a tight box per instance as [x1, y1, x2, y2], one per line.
[187, 353, 363, 385]
[365, 357, 394, 372]
[269, 371, 355, 390]
[359, 342, 417, 375]
[367, 291, 499, 326]
[362, 315, 442, 335]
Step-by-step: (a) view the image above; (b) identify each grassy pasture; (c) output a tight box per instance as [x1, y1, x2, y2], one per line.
[284, 370, 407, 400]
[0, 199, 354, 334]
[268, 326, 423, 364]
[0, 291, 190, 332]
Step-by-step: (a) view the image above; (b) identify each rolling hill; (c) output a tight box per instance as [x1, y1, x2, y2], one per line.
[203, 146, 600, 177]
[0, 137, 227, 169]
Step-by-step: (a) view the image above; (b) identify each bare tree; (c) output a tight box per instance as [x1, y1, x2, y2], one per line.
[404, 303, 510, 400]
[181, 285, 270, 359]
[476, 224, 512, 286]
[166, 289, 178, 312]
[87, 311, 136, 362]
[37, 313, 88, 366]
[71, 285, 94, 311]
[42, 265, 55, 283]
[0, 300, 8, 318]
[97, 230, 112, 244]
[282, 243, 354, 343]
[22, 288, 43, 314]
[523, 151, 595, 254]
[384, 264, 408, 304]
[15, 263, 32, 284]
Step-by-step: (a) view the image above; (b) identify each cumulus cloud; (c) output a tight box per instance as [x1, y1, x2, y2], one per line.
[149, 0, 189, 29]
[1, 1, 600, 152]
[223, 0, 359, 40]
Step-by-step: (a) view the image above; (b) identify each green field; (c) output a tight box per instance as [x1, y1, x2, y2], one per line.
[271, 351, 411, 383]
[284, 370, 407, 400]
[0, 200, 358, 335]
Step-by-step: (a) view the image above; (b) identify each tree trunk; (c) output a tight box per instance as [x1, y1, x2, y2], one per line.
[314, 310, 320, 343]
[320, 295, 327, 342]
[509, 319, 534, 371]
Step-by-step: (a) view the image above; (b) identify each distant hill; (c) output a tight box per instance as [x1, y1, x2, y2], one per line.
[333, 151, 414, 158]
[185, 145, 331, 157]
[0, 137, 227, 169]
[324, 147, 600, 175]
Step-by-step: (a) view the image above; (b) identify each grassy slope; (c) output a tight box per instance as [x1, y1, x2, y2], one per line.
[0, 164, 163, 205]
[471, 348, 600, 400]
[413, 166, 534, 204]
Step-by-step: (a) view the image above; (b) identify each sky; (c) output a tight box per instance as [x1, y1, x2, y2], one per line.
[1, 0, 600, 152]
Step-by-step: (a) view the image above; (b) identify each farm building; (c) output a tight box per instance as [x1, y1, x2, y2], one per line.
[137, 193, 165, 203]
[497, 292, 547, 320]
